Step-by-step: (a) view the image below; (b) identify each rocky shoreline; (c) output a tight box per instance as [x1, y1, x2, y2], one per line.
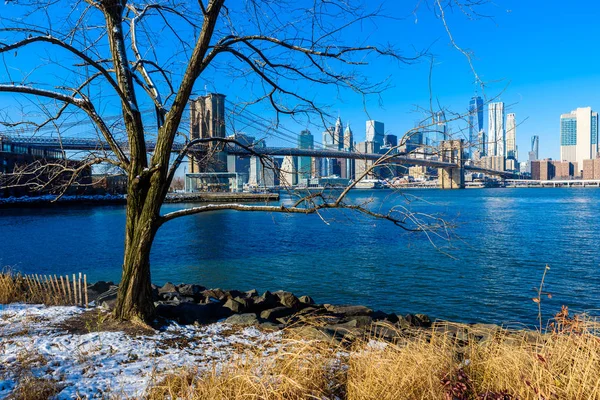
[90, 281, 504, 343]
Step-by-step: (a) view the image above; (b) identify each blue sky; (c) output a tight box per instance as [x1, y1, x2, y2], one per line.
[2, 0, 600, 161]
[298, 0, 600, 161]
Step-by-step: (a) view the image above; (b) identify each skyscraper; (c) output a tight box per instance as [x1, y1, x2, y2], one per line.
[343, 123, 354, 179]
[468, 96, 484, 159]
[531, 135, 539, 160]
[297, 129, 313, 181]
[488, 102, 505, 158]
[560, 107, 599, 173]
[506, 113, 517, 159]
[366, 120, 384, 146]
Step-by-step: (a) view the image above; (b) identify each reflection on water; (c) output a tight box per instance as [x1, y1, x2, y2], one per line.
[1, 188, 600, 326]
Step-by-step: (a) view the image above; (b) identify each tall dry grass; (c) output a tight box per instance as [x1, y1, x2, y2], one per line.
[0, 270, 67, 305]
[146, 318, 600, 400]
[147, 338, 345, 400]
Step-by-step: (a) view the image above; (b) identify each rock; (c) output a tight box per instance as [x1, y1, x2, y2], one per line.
[347, 315, 373, 328]
[298, 295, 315, 305]
[406, 313, 431, 328]
[252, 291, 279, 311]
[259, 321, 281, 331]
[177, 284, 205, 299]
[245, 289, 259, 298]
[290, 326, 337, 343]
[324, 323, 361, 341]
[202, 289, 227, 301]
[223, 298, 247, 313]
[158, 282, 177, 294]
[260, 306, 296, 321]
[324, 304, 373, 317]
[225, 313, 260, 326]
[274, 290, 300, 309]
[371, 310, 396, 322]
[96, 285, 119, 309]
[371, 325, 403, 341]
[226, 290, 245, 299]
[155, 302, 212, 325]
[89, 281, 112, 294]
[396, 315, 410, 329]
[158, 282, 179, 300]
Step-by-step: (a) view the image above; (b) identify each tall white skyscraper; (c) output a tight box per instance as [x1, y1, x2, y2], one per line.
[366, 120, 384, 145]
[560, 107, 598, 172]
[488, 102, 505, 157]
[506, 113, 517, 159]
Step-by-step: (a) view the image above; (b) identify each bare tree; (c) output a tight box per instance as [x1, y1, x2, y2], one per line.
[0, 0, 484, 323]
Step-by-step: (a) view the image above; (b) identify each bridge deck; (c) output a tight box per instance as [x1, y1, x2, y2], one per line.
[0, 135, 513, 177]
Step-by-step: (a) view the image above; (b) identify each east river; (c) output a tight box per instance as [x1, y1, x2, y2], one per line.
[1, 188, 599, 326]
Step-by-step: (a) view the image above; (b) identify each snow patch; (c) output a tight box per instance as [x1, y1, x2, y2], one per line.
[0, 304, 283, 398]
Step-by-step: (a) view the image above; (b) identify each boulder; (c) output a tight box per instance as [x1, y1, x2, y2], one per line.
[371, 310, 396, 322]
[89, 281, 113, 295]
[298, 295, 315, 305]
[260, 306, 296, 321]
[202, 288, 227, 301]
[347, 315, 373, 328]
[324, 304, 373, 317]
[259, 321, 281, 331]
[155, 302, 212, 325]
[226, 290, 245, 299]
[225, 313, 260, 326]
[158, 282, 177, 295]
[252, 291, 279, 311]
[177, 284, 205, 299]
[245, 289, 259, 298]
[96, 285, 119, 309]
[405, 313, 431, 328]
[290, 326, 337, 343]
[223, 298, 247, 314]
[274, 291, 300, 309]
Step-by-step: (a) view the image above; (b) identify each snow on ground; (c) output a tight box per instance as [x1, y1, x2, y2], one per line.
[0, 304, 283, 399]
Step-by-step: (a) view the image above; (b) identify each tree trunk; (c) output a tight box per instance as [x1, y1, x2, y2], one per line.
[113, 180, 161, 323]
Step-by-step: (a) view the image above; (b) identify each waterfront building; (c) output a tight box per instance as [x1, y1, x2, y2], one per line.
[279, 156, 297, 186]
[226, 133, 255, 185]
[582, 158, 600, 180]
[506, 113, 518, 160]
[297, 129, 313, 181]
[343, 123, 354, 179]
[405, 128, 424, 154]
[383, 134, 398, 148]
[0, 140, 92, 197]
[488, 102, 505, 158]
[531, 135, 539, 160]
[355, 141, 380, 179]
[560, 107, 598, 174]
[469, 96, 484, 159]
[366, 120, 384, 146]
[249, 156, 275, 187]
[479, 155, 505, 172]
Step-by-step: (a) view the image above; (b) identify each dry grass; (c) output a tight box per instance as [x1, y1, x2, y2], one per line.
[147, 338, 345, 400]
[6, 376, 62, 400]
[146, 317, 600, 400]
[0, 270, 73, 305]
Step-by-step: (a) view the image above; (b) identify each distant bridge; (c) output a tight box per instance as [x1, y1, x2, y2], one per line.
[0, 134, 514, 179]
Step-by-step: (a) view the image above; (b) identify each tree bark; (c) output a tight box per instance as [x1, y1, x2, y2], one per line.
[113, 179, 160, 322]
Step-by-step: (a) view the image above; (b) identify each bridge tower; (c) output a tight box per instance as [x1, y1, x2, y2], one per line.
[189, 93, 228, 173]
[438, 139, 465, 189]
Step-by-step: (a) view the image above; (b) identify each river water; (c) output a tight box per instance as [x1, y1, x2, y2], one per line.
[1, 188, 599, 326]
